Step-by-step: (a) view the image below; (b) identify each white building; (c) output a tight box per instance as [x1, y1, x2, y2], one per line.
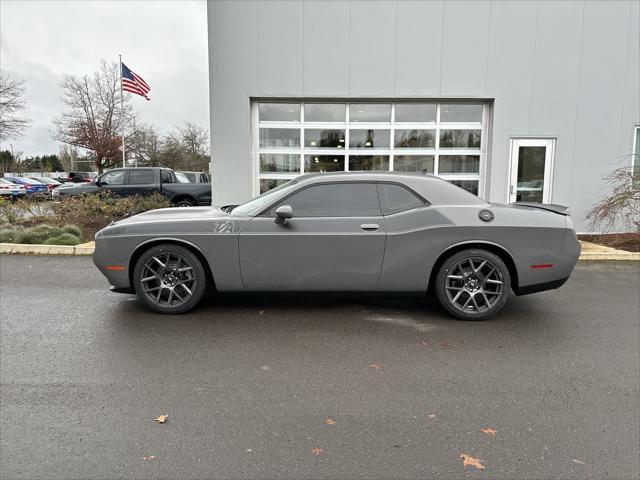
[207, 0, 639, 232]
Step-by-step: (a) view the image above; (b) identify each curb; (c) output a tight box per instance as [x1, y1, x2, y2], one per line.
[0, 241, 95, 256]
[578, 241, 640, 261]
[1, 241, 638, 260]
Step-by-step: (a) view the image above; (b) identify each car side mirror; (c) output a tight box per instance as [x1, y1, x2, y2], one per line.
[274, 205, 293, 225]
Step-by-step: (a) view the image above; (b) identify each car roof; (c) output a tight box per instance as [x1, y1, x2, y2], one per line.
[295, 171, 446, 184]
[293, 171, 486, 206]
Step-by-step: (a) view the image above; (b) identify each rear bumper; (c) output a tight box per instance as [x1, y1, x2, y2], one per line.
[515, 277, 569, 296]
[110, 286, 135, 294]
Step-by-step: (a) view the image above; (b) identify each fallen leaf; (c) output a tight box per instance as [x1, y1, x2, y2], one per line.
[481, 427, 497, 436]
[428, 414, 436, 419]
[259, 310, 265, 315]
[441, 342, 451, 348]
[246, 448, 253, 452]
[460, 454, 485, 470]
[260, 365, 270, 371]
[155, 414, 168, 424]
[311, 447, 324, 455]
[572, 459, 585, 465]
[369, 363, 382, 369]
[417, 341, 428, 346]
[324, 418, 336, 426]
[143, 455, 155, 461]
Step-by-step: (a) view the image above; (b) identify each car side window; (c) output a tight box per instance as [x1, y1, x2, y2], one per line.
[160, 170, 174, 183]
[377, 183, 425, 215]
[127, 169, 154, 185]
[271, 183, 381, 217]
[100, 170, 126, 186]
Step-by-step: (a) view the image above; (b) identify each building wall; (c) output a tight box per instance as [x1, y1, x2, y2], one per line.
[208, 0, 639, 232]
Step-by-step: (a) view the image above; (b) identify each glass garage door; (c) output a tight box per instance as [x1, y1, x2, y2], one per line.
[253, 101, 487, 196]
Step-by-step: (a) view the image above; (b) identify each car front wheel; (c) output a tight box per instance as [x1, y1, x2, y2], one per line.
[435, 249, 511, 321]
[133, 244, 207, 314]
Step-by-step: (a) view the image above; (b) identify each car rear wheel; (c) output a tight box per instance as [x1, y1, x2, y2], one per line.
[134, 244, 207, 314]
[435, 249, 511, 321]
[175, 198, 195, 207]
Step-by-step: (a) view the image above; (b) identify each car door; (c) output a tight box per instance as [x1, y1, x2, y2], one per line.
[121, 169, 155, 197]
[238, 182, 386, 291]
[97, 170, 128, 196]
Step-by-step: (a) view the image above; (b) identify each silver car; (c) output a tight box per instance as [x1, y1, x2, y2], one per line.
[93, 172, 581, 320]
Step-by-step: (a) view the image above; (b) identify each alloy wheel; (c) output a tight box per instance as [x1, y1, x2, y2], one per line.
[139, 252, 197, 308]
[444, 256, 504, 314]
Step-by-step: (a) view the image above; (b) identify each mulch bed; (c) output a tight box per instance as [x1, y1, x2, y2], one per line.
[578, 233, 640, 252]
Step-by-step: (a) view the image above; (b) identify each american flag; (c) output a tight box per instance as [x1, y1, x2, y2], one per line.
[121, 62, 150, 100]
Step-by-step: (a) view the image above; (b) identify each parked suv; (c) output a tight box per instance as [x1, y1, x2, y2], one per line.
[53, 167, 211, 207]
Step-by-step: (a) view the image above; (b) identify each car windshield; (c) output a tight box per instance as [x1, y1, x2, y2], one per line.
[0, 178, 15, 184]
[230, 180, 299, 216]
[17, 177, 41, 184]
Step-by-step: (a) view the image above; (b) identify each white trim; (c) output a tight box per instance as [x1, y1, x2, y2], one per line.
[508, 138, 556, 204]
[254, 100, 489, 195]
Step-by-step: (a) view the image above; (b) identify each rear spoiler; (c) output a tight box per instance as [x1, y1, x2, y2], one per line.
[513, 202, 570, 215]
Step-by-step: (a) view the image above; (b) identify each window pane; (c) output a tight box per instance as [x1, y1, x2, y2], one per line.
[378, 183, 424, 214]
[101, 170, 126, 185]
[349, 103, 391, 123]
[259, 154, 300, 173]
[259, 103, 300, 122]
[449, 180, 479, 196]
[440, 104, 482, 123]
[259, 128, 300, 148]
[439, 130, 481, 149]
[349, 155, 390, 171]
[395, 103, 436, 122]
[394, 129, 436, 148]
[305, 129, 346, 148]
[260, 178, 290, 194]
[128, 169, 154, 184]
[438, 155, 480, 173]
[349, 129, 390, 148]
[393, 155, 434, 174]
[279, 183, 380, 217]
[304, 103, 345, 122]
[305, 155, 345, 172]
[516, 146, 546, 203]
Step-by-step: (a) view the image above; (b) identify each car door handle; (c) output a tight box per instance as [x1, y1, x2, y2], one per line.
[360, 224, 379, 231]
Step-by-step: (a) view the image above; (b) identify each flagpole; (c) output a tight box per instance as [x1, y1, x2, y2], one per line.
[119, 54, 125, 168]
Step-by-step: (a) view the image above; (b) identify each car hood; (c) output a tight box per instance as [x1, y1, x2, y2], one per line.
[112, 206, 228, 226]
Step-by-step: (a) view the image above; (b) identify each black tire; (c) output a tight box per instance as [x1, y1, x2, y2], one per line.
[133, 243, 207, 314]
[175, 198, 195, 207]
[435, 249, 511, 321]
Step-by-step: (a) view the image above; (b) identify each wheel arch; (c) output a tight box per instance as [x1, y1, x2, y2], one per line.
[427, 241, 519, 293]
[171, 194, 196, 206]
[128, 238, 216, 293]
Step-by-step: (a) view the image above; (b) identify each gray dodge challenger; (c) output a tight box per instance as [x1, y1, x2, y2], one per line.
[93, 172, 581, 320]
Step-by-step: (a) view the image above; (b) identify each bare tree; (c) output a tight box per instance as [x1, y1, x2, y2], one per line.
[53, 60, 132, 173]
[58, 144, 80, 172]
[586, 165, 640, 232]
[129, 122, 162, 167]
[0, 73, 30, 142]
[178, 122, 209, 171]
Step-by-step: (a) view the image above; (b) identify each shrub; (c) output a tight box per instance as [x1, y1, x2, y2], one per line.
[51, 192, 172, 237]
[587, 166, 640, 232]
[61, 224, 82, 238]
[43, 233, 81, 245]
[0, 227, 22, 243]
[0, 224, 82, 245]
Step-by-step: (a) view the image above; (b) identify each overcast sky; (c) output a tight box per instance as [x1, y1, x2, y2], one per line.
[0, 0, 209, 157]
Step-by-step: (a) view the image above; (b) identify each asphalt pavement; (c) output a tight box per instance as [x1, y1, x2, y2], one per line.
[1, 256, 638, 479]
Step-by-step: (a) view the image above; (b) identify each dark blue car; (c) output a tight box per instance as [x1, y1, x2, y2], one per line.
[4, 176, 48, 195]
